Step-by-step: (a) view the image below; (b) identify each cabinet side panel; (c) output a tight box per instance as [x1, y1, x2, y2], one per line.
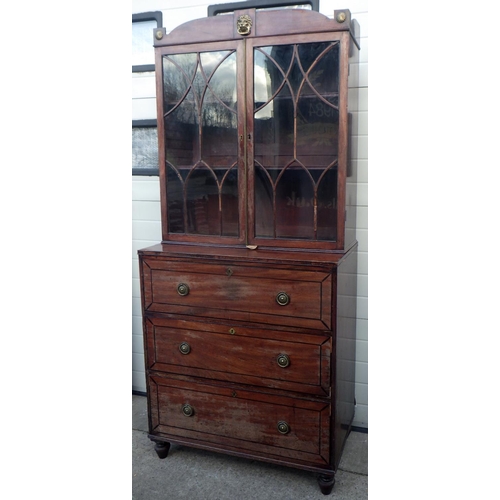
[345, 32, 360, 250]
[333, 246, 357, 467]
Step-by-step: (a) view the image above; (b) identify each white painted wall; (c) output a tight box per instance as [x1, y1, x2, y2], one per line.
[132, 0, 368, 428]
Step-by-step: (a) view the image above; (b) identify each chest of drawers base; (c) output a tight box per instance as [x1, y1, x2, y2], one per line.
[138, 244, 357, 496]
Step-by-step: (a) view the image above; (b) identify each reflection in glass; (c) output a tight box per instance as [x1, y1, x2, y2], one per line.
[220, 167, 239, 236]
[185, 167, 219, 235]
[163, 50, 239, 237]
[254, 42, 340, 241]
[275, 165, 315, 239]
[167, 164, 184, 233]
[316, 167, 337, 240]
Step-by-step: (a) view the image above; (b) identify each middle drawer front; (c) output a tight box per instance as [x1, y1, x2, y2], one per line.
[145, 317, 331, 397]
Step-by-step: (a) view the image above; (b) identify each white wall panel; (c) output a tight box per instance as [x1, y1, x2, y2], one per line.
[133, 0, 236, 15]
[354, 12, 368, 38]
[132, 278, 141, 299]
[355, 383, 368, 405]
[356, 183, 368, 206]
[164, 5, 210, 33]
[351, 135, 368, 160]
[133, 369, 146, 388]
[132, 200, 161, 221]
[132, 296, 142, 318]
[355, 159, 368, 183]
[357, 274, 368, 297]
[132, 0, 169, 14]
[357, 297, 368, 320]
[352, 111, 368, 135]
[132, 259, 140, 280]
[357, 251, 368, 275]
[320, 0, 367, 15]
[132, 315, 144, 337]
[349, 87, 368, 112]
[132, 178, 161, 201]
[358, 63, 368, 88]
[356, 360, 368, 380]
[132, 333, 144, 354]
[355, 404, 367, 425]
[132, 220, 161, 241]
[132, 73, 156, 99]
[356, 319, 368, 342]
[132, 98, 157, 120]
[357, 206, 368, 229]
[356, 228, 368, 252]
[359, 37, 368, 63]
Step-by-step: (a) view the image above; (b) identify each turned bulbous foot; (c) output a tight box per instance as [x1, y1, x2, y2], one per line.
[153, 441, 171, 459]
[318, 473, 335, 495]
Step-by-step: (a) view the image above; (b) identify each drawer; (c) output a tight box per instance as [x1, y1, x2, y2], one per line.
[140, 258, 332, 330]
[148, 374, 331, 466]
[145, 317, 331, 396]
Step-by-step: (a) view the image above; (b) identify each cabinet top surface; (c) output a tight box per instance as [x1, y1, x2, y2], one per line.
[138, 242, 356, 267]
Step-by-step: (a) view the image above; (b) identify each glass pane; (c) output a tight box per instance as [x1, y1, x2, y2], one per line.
[275, 165, 315, 239]
[253, 41, 339, 242]
[256, 4, 312, 11]
[186, 167, 219, 235]
[167, 165, 184, 233]
[317, 167, 337, 240]
[132, 21, 157, 66]
[132, 127, 158, 170]
[255, 163, 274, 238]
[163, 50, 239, 237]
[220, 167, 239, 236]
[163, 55, 197, 114]
[201, 53, 238, 170]
[164, 89, 198, 168]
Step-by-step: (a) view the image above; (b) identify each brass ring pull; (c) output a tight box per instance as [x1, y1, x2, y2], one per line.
[181, 404, 194, 417]
[179, 342, 191, 355]
[277, 354, 290, 368]
[177, 283, 189, 296]
[277, 421, 290, 434]
[276, 292, 290, 306]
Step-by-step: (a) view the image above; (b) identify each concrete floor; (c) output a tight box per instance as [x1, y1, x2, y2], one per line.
[133, 394, 367, 499]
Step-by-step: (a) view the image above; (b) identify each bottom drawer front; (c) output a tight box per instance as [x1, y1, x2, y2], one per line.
[150, 376, 330, 465]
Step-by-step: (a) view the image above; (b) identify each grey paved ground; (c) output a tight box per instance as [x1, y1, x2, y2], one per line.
[133, 394, 367, 499]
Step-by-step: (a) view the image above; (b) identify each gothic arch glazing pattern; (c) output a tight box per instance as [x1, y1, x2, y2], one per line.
[253, 41, 340, 241]
[163, 50, 239, 236]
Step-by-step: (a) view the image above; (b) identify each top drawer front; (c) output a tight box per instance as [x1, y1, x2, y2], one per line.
[141, 258, 332, 330]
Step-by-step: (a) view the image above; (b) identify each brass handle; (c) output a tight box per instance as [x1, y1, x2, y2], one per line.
[181, 404, 194, 417]
[277, 421, 290, 434]
[179, 342, 191, 355]
[277, 354, 290, 368]
[276, 292, 290, 306]
[177, 283, 189, 296]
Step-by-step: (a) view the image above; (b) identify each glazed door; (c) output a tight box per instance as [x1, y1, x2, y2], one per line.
[158, 41, 246, 244]
[158, 33, 347, 249]
[247, 33, 347, 249]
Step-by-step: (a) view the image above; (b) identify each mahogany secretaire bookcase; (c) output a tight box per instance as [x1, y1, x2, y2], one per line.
[138, 2, 360, 494]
